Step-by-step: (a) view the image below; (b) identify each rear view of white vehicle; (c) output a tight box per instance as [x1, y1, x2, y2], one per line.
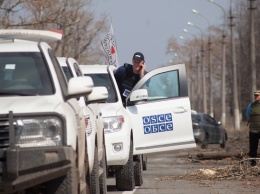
[58, 57, 108, 194]
[0, 30, 93, 194]
[80, 64, 196, 191]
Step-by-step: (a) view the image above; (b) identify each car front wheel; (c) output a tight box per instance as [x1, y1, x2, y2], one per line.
[201, 134, 209, 149]
[134, 155, 143, 186]
[220, 134, 227, 149]
[115, 139, 135, 191]
[142, 155, 147, 171]
[99, 142, 107, 194]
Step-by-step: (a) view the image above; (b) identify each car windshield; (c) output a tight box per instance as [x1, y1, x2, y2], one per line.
[0, 52, 54, 95]
[85, 73, 117, 103]
[191, 114, 201, 122]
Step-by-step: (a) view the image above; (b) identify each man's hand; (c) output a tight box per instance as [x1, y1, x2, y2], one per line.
[140, 62, 146, 78]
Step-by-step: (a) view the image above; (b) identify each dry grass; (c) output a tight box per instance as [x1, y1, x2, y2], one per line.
[156, 159, 260, 187]
[156, 127, 260, 188]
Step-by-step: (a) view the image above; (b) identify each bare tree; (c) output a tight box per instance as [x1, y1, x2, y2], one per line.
[0, 0, 109, 64]
[167, 36, 203, 110]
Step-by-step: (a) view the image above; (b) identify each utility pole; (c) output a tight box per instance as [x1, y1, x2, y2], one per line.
[208, 0, 228, 126]
[192, 9, 212, 115]
[249, 0, 256, 101]
[188, 55, 193, 106]
[201, 44, 206, 113]
[229, 6, 240, 131]
[196, 53, 201, 111]
[208, 38, 213, 117]
[221, 33, 227, 126]
[182, 29, 202, 112]
[187, 22, 206, 113]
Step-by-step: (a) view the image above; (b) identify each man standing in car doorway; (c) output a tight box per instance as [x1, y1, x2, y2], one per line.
[114, 52, 147, 105]
[245, 90, 260, 166]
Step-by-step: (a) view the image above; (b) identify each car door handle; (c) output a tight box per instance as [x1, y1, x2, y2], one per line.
[173, 107, 188, 113]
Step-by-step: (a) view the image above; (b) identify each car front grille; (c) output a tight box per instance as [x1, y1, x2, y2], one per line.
[0, 116, 10, 149]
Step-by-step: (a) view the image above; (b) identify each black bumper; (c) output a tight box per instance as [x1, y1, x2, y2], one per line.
[0, 146, 75, 193]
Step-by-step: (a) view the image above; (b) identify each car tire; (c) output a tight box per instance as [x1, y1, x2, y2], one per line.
[220, 134, 226, 149]
[116, 139, 135, 191]
[99, 142, 107, 194]
[134, 155, 143, 186]
[201, 134, 209, 149]
[89, 145, 100, 194]
[142, 155, 147, 171]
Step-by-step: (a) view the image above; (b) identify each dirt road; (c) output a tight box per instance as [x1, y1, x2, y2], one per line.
[107, 128, 260, 194]
[142, 132, 260, 194]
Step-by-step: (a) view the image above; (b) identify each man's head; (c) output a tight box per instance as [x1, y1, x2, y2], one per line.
[254, 90, 260, 100]
[133, 52, 145, 62]
[132, 52, 145, 73]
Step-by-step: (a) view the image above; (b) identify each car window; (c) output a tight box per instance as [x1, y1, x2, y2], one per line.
[192, 114, 201, 122]
[62, 66, 73, 81]
[0, 52, 54, 95]
[203, 115, 210, 124]
[203, 114, 217, 125]
[86, 73, 117, 103]
[73, 63, 82, 77]
[208, 116, 217, 125]
[139, 70, 179, 101]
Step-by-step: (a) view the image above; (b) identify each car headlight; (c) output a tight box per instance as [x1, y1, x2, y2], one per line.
[14, 116, 63, 147]
[192, 123, 200, 130]
[103, 116, 124, 134]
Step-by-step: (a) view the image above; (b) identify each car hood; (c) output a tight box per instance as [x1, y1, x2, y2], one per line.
[0, 96, 60, 114]
[98, 102, 120, 117]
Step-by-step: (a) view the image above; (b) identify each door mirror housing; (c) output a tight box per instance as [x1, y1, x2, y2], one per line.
[85, 86, 108, 104]
[67, 76, 93, 98]
[127, 89, 148, 106]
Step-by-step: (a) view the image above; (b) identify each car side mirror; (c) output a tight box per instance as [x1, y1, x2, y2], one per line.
[67, 76, 93, 99]
[130, 89, 148, 102]
[85, 86, 108, 104]
[127, 89, 148, 106]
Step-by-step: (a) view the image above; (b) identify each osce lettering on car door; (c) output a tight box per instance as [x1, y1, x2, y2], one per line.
[143, 113, 173, 134]
[126, 64, 196, 155]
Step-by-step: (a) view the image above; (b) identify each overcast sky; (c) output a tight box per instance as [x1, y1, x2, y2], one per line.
[94, 0, 231, 71]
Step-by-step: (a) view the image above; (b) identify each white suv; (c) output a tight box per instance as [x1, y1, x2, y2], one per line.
[0, 30, 92, 194]
[80, 64, 196, 191]
[58, 57, 108, 194]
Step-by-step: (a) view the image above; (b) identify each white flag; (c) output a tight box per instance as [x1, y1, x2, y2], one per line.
[100, 25, 119, 67]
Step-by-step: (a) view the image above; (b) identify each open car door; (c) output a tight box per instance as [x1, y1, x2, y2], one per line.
[126, 64, 196, 155]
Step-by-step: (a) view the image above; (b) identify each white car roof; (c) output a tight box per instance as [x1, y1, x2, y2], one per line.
[0, 29, 62, 43]
[0, 29, 62, 52]
[0, 40, 40, 52]
[80, 64, 116, 74]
